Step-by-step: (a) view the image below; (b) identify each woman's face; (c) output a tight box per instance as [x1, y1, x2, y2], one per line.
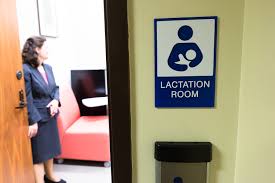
[36, 42, 48, 62]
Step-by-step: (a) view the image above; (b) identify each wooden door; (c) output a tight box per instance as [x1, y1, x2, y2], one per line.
[0, 0, 35, 182]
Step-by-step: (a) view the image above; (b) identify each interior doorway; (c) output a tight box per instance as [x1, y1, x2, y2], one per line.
[15, 0, 132, 182]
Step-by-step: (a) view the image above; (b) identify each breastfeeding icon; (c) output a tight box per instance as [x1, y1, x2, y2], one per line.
[168, 25, 203, 72]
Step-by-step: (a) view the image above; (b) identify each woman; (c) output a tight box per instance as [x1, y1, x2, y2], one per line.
[22, 36, 66, 183]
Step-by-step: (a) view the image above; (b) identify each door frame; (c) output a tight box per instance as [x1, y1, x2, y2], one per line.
[104, 0, 132, 183]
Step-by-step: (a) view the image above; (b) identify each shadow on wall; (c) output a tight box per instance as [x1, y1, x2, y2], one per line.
[208, 144, 221, 183]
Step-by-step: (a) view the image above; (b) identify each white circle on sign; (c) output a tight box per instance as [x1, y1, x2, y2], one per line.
[186, 49, 196, 60]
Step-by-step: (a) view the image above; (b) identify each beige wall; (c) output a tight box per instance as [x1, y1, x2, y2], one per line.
[234, 1, 275, 183]
[128, 0, 244, 182]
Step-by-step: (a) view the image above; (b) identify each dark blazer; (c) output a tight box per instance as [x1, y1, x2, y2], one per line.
[23, 63, 60, 125]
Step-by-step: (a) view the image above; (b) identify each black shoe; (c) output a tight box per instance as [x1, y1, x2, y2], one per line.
[44, 175, 66, 183]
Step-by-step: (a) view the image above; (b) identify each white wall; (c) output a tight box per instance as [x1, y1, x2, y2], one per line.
[16, 0, 106, 85]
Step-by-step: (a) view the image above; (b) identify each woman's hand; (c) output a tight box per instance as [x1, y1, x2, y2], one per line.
[47, 99, 59, 116]
[28, 123, 38, 138]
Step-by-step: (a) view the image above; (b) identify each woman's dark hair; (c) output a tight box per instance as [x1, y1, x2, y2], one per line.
[22, 36, 46, 67]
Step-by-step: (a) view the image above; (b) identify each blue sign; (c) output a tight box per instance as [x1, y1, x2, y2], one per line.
[155, 16, 218, 107]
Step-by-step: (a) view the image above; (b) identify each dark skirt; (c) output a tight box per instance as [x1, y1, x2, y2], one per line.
[31, 117, 61, 164]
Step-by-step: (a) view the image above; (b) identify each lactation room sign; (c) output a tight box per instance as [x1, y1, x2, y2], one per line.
[155, 16, 217, 107]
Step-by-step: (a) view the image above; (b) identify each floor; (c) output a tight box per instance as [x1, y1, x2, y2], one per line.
[53, 160, 112, 183]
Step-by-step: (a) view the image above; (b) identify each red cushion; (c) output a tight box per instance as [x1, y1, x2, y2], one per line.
[59, 116, 110, 161]
[57, 85, 80, 139]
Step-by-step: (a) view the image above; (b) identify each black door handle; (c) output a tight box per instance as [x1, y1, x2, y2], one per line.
[15, 89, 27, 109]
[15, 101, 27, 109]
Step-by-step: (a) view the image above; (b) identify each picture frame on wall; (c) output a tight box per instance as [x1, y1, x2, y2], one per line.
[37, 0, 58, 38]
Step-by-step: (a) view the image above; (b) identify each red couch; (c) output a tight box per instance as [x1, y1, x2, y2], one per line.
[56, 85, 110, 166]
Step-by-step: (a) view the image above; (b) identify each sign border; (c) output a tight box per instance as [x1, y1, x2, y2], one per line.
[154, 16, 218, 108]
